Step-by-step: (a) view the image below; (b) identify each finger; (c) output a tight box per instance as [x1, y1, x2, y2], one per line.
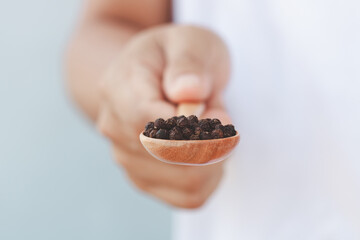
[135, 165, 224, 208]
[128, 174, 201, 208]
[113, 145, 224, 193]
[202, 108, 232, 125]
[197, 92, 232, 124]
[99, 48, 176, 143]
[104, 55, 176, 125]
[160, 26, 230, 103]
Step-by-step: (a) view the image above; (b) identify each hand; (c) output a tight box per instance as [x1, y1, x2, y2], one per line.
[97, 25, 231, 208]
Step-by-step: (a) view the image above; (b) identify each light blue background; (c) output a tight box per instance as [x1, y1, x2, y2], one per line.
[0, 1, 171, 239]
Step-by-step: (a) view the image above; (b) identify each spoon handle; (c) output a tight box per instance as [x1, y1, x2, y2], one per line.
[177, 103, 205, 116]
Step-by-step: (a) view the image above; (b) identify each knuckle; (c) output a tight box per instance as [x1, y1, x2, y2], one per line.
[98, 70, 117, 101]
[97, 116, 113, 139]
[183, 170, 206, 193]
[116, 156, 132, 170]
[112, 149, 132, 170]
[97, 119, 121, 144]
[129, 177, 150, 193]
[96, 106, 118, 141]
[97, 79, 108, 99]
[183, 192, 207, 209]
[134, 180, 150, 192]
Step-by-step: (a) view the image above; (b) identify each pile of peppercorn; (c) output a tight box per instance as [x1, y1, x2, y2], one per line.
[143, 115, 237, 140]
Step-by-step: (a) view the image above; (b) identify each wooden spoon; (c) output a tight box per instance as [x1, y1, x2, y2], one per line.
[139, 103, 240, 165]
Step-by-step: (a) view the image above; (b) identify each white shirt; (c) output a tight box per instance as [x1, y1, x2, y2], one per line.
[173, 0, 360, 239]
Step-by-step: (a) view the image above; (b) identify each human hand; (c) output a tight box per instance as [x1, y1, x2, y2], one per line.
[97, 25, 231, 208]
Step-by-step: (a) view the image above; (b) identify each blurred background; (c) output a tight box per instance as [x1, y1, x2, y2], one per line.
[0, 1, 171, 239]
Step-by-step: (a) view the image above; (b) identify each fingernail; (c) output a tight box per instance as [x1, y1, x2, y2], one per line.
[172, 74, 201, 92]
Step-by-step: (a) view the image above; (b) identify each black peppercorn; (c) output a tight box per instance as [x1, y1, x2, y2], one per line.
[194, 126, 201, 135]
[169, 129, 183, 140]
[164, 118, 176, 130]
[149, 129, 157, 138]
[199, 119, 211, 131]
[154, 118, 166, 129]
[145, 121, 154, 131]
[189, 134, 200, 140]
[210, 118, 221, 128]
[182, 127, 193, 139]
[156, 129, 168, 139]
[177, 116, 189, 128]
[187, 115, 199, 125]
[215, 124, 225, 131]
[144, 116, 237, 140]
[224, 124, 236, 137]
[200, 131, 212, 140]
[211, 129, 224, 139]
[171, 126, 181, 133]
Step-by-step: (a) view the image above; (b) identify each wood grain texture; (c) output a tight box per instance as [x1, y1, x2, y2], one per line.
[140, 132, 240, 165]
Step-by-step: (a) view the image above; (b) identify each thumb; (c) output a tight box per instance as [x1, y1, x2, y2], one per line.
[160, 26, 230, 104]
[162, 58, 212, 103]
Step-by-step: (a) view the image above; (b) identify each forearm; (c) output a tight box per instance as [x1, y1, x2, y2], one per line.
[65, 18, 140, 120]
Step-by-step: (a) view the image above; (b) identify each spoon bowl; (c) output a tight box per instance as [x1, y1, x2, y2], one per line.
[140, 132, 240, 165]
